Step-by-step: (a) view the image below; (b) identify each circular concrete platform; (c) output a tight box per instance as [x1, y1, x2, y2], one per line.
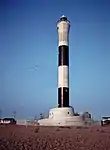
[38, 107, 86, 126]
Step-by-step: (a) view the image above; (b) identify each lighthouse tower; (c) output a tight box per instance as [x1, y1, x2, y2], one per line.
[38, 16, 86, 126]
[57, 15, 70, 107]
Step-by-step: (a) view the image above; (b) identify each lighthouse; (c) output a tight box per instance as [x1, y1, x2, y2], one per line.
[57, 15, 70, 107]
[38, 16, 88, 127]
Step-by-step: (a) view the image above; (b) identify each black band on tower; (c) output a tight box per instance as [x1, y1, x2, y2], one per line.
[58, 45, 69, 66]
[58, 87, 69, 107]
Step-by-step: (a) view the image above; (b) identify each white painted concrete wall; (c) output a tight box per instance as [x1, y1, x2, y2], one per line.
[49, 107, 74, 119]
[17, 119, 27, 125]
[38, 107, 86, 126]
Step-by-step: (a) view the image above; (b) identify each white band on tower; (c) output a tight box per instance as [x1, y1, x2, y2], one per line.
[58, 66, 69, 88]
[58, 41, 68, 46]
[57, 20, 70, 47]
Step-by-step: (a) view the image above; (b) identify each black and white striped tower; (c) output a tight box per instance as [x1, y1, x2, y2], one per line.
[57, 15, 70, 107]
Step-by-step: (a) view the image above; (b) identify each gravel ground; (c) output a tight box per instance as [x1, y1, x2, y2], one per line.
[0, 125, 110, 150]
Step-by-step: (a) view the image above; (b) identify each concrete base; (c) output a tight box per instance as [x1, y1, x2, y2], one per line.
[38, 107, 86, 126]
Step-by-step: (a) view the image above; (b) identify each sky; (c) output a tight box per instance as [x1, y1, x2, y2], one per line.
[0, 0, 110, 120]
